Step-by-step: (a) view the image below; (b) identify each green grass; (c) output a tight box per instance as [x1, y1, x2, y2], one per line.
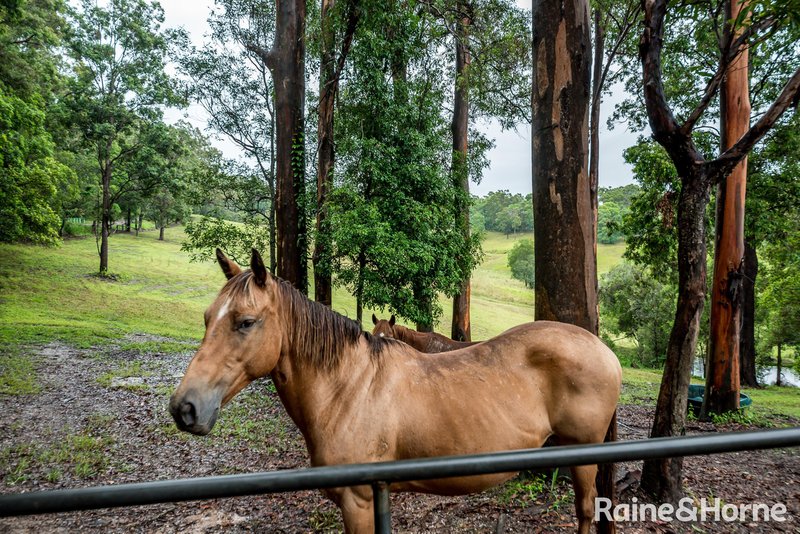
[96, 360, 152, 389]
[0, 348, 41, 395]
[0, 227, 221, 348]
[1, 428, 114, 485]
[745, 386, 800, 420]
[620, 367, 800, 421]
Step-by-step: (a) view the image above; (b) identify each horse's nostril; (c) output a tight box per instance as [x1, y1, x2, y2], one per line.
[179, 401, 196, 427]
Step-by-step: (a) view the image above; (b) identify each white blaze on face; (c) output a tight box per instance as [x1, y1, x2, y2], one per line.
[216, 298, 231, 322]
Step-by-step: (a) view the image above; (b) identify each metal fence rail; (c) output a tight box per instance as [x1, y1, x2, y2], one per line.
[1, 427, 799, 530]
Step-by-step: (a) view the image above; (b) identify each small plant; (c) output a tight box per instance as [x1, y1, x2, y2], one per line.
[308, 507, 342, 532]
[710, 409, 772, 428]
[45, 468, 62, 483]
[5, 457, 30, 485]
[497, 473, 547, 506]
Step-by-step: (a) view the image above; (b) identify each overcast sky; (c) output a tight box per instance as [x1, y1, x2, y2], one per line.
[160, 0, 643, 196]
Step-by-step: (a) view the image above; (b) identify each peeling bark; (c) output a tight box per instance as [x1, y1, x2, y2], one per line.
[532, 1, 611, 532]
[703, 0, 750, 417]
[531, 0, 597, 334]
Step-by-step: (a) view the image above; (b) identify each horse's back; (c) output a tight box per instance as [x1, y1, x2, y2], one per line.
[386, 321, 619, 448]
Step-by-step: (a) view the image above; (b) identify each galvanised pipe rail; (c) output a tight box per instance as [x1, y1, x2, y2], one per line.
[1, 427, 799, 527]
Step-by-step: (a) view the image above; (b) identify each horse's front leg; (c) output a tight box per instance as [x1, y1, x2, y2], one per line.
[326, 486, 374, 534]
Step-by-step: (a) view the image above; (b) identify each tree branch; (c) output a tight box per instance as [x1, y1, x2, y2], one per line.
[640, 0, 686, 151]
[708, 67, 800, 182]
[245, 42, 276, 71]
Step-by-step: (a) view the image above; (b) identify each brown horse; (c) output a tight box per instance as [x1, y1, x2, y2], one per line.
[371, 314, 479, 353]
[170, 249, 621, 534]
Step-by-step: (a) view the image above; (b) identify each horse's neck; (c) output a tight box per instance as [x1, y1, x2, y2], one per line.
[269, 337, 376, 443]
[395, 325, 428, 351]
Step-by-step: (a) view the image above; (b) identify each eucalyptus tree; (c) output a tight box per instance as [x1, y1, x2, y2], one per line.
[63, 0, 182, 274]
[589, 0, 641, 217]
[638, 0, 800, 502]
[312, 0, 359, 306]
[177, 0, 279, 272]
[246, 0, 309, 293]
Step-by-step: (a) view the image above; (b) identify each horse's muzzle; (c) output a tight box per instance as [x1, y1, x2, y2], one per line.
[169, 389, 220, 436]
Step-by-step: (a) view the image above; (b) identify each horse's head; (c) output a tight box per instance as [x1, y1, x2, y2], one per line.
[371, 314, 397, 339]
[170, 248, 281, 436]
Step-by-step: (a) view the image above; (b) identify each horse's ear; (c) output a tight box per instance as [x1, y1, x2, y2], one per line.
[372, 313, 378, 325]
[389, 315, 396, 326]
[216, 248, 242, 280]
[250, 248, 269, 287]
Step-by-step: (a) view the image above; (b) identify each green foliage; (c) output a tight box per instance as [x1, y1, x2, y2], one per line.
[459, 0, 532, 128]
[175, 0, 277, 254]
[60, 0, 185, 271]
[0, 85, 76, 244]
[474, 190, 533, 235]
[758, 214, 800, 354]
[620, 139, 681, 280]
[325, 2, 481, 327]
[182, 216, 271, 266]
[0, 0, 66, 98]
[597, 201, 624, 244]
[599, 262, 676, 367]
[507, 238, 535, 288]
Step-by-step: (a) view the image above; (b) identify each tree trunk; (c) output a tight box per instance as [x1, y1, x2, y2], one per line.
[589, 9, 603, 245]
[531, 0, 597, 333]
[356, 250, 366, 327]
[265, 0, 308, 293]
[125, 208, 132, 233]
[641, 174, 711, 503]
[776, 344, 782, 387]
[136, 211, 143, 237]
[100, 163, 111, 274]
[451, 3, 472, 342]
[269, 113, 277, 274]
[414, 281, 434, 333]
[532, 2, 613, 532]
[703, 0, 750, 417]
[313, 0, 336, 307]
[159, 226, 165, 241]
[739, 238, 758, 387]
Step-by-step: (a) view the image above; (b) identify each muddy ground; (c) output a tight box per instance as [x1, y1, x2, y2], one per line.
[0, 342, 798, 533]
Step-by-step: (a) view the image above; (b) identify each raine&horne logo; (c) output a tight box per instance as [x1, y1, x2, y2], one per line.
[595, 497, 790, 523]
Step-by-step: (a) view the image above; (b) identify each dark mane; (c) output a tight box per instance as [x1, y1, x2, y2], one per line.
[222, 271, 394, 369]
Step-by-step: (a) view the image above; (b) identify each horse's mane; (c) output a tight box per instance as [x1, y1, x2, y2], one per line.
[223, 271, 393, 370]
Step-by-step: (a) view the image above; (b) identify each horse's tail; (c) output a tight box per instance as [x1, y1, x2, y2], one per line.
[596, 409, 617, 534]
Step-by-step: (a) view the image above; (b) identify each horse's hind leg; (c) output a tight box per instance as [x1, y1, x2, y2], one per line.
[569, 464, 598, 534]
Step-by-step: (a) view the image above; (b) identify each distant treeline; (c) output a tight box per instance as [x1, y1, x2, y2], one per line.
[471, 184, 639, 243]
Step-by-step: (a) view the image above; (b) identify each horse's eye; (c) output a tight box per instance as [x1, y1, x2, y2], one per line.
[238, 319, 256, 331]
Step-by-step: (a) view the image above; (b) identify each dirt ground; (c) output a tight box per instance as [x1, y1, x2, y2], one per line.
[0, 343, 798, 533]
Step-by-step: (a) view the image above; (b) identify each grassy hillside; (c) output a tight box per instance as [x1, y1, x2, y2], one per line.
[0, 228, 625, 346]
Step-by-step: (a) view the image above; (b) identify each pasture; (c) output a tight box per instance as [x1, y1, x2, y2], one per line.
[1, 230, 798, 533]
